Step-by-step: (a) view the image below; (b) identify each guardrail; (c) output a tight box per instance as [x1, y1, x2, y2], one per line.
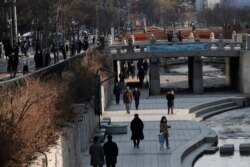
[106, 39, 245, 55]
[0, 53, 85, 92]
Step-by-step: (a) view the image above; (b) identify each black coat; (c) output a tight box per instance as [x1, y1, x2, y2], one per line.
[113, 85, 121, 96]
[166, 93, 175, 106]
[130, 118, 144, 140]
[103, 141, 118, 164]
[133, 90, 141, 99]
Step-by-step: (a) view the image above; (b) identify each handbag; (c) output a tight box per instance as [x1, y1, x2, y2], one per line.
[158, 133, 164, 144]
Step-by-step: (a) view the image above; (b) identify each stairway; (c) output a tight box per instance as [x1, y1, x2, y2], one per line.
[189, 98, 244, 121]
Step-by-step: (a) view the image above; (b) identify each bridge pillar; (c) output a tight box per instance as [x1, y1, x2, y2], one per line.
[225, 57, 239, 90]
[239, 51, 250, 93]
[149, 57, 161, 95]
[189, 56, 203, 94]
[188, 57, 194, 91]
[113, 60, 120, 83]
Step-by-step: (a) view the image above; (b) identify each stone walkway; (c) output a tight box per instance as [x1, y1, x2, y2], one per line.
[81, 89, 241, 167]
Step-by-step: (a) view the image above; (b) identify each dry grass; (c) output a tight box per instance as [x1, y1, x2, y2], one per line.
[0, 49, 108, 166]
[67, 49, 109, 102]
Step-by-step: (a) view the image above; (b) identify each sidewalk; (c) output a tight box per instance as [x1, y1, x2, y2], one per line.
[81, 90, 240, 167]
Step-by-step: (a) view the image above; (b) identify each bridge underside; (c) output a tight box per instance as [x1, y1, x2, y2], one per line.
[112, 54, 241, 95]
[112, 50, 240, 61]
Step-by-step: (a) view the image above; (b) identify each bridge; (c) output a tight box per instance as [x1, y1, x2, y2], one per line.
[106, 35, 250, 95]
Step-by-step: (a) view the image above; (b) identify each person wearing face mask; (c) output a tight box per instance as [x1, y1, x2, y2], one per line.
[159, 116, 171, 149]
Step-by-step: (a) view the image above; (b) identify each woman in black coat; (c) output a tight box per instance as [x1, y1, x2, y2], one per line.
[130, 114, 144, 148]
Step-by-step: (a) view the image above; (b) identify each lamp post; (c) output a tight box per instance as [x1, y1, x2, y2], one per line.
[7, 18, 13, 47]
[1, 0, 17, 47]
[94, 67, 116, 128]
[6, 0, 17, 44]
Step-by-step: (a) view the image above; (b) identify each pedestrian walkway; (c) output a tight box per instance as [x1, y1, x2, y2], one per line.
[81, 89, 241, 167]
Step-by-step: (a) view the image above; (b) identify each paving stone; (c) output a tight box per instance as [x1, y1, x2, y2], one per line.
[81, 92, 242, 167]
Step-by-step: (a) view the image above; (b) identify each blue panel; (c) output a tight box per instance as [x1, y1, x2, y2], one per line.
[146, 43, 210, 53]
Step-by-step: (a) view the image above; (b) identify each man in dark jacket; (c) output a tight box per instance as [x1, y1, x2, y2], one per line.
[137, 68, 145, 87]
[89, 136, 105, 167]
[133, 88, 141, 110]
[113, 83, 122, 104]
[130, 114, 144, 148]
[166, 90, 175, 114]
[103, 134, 119, 167]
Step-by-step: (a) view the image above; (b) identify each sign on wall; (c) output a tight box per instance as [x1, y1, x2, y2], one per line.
[146, 43, 210, 52]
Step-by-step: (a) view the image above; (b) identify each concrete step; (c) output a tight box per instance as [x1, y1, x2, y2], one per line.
[189, 98, 231, 113]
[189, 98, 244, 120]
[182, 143, 212, 167]
[200, 106, 240, 121]
[193, 101, 236, 117]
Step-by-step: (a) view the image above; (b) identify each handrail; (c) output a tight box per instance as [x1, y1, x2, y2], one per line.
[106, 39, 245, 54]
[0, 53, 86, 92]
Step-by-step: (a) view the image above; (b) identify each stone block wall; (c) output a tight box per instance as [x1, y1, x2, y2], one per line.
[29, 103, 99, 167]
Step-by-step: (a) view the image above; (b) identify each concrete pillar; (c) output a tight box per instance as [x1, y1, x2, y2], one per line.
[247, 35, 250, 50]
[188, 57, 194, 91]
[225, 57, 239, 90]
[149, 57, 160, 95]
[239, 51, 250, 94]
[192, 56, 203, 93]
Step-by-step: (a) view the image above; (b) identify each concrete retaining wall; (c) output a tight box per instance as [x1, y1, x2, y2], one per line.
[29, 103, 99, 167]
[29, 76, 114, 167]
[239, 51, 250, 94]
[101, 79, 114, 113]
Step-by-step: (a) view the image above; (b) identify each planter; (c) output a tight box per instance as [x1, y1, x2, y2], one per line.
[104, 124, 127, 134]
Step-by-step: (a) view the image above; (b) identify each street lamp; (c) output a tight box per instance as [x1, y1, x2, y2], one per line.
[3, 0, 18, 47]
[93, 67, 116, 128]
[7, 19, 13, 47]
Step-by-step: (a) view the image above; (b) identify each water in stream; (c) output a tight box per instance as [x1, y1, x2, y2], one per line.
[160, 59, 227, 91]
[161, 59, 250, 166]
[195, 107, 250, 167]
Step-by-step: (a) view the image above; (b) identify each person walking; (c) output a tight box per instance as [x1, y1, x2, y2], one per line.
[103, 134, 119, 167]
[166, 90, 175, 114]
[119, 72, 125, 92]
[143, 59, 149, 74]
[89, 136, 105, 167]
[123, 87, 132, 114]
[178, 31, 183, 42]
[137, 68, 145, 87]
[22, 55, 29, 75]
[113, 83, 122, 104]
[8, 44, 19, 78]
[130, 114, 144, 148]
[130, 63, 135, 78]
[159, 116, 171, 149]
[133, 87, 141, 110]
[93, 35, 96, 45]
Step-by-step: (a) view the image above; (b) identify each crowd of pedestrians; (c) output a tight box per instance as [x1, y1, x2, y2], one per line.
[0, 33, 94, 79]
[89, 113, 173, 166]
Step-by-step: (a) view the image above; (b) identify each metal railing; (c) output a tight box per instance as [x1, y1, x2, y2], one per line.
[0, 53, 86, 92]
[106, 38, 246, 55]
